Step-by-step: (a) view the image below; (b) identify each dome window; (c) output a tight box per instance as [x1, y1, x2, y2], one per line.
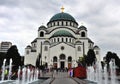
[40, 31, 44, 37]
[81, 32, 85, 37]
[66, 38, 68, 42]
[57, 22, 59, 26]
[62, 21, 63, 26]
[62, 38, 64, 42]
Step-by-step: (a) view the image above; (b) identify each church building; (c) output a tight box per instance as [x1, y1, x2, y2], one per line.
[24, 7, 100, 69]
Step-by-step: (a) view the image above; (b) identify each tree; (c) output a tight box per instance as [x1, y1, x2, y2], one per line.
[0, 52, 6, 67]
[86, 49, 96, 66]
[77, 55, 87, 67]
[6, 45, 22, 68]
[105, 51, 120, 70]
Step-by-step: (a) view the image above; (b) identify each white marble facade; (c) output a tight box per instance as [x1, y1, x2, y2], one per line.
[24, 10, 100, 69]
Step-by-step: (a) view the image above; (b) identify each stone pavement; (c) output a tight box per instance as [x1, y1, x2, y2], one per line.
[51, 72, 78, 84]
[41, 71, 79, 84]
[41, 71, 120, 84]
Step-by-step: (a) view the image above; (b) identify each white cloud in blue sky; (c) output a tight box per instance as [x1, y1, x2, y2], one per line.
[0, 0, 120, 59]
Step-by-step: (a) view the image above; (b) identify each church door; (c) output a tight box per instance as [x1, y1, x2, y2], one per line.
[60, 61, 65, 69]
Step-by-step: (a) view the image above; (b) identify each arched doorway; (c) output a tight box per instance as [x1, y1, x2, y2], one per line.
[53, 56, 57, 69]
[68, 56, 72, 69]
[59, 54, 66, 69]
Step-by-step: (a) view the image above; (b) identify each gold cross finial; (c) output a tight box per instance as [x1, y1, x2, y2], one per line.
[61, 6, 64, 13]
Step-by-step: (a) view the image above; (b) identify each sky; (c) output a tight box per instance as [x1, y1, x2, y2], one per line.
[0, 0, 120, 59]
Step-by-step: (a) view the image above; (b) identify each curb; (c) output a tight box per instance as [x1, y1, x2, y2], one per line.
[49, 77, 55, 84]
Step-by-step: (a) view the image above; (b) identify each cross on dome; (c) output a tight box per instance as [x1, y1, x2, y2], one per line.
[61, 6, 64, 13]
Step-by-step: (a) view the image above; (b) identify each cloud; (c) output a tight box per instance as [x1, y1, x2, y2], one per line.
[0, 0, 120, 58]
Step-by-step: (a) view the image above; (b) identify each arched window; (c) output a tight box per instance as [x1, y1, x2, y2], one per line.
[53, 56, 57, 62]
[44, 46, 48, 51]
[96, 51, 99, 55]
[60, 54, 66, 60]
[40, 31, 44, 37]
[62, 38, 64, 42]
[66, 38, 68, 42]
[69, 38, 71, 42]
[58, 38, 59, 42]
[57, 22, 59, 26]
[81, 32, 85, 37]
[26, 50, 29, 54]
[62, 21, 63, 26]
[78, 46, 81, 51]
[68, 56, 72, 62]
[70, 22, 71, 26]
[54, 38, 56, 42]
[66, 22, 68, 26]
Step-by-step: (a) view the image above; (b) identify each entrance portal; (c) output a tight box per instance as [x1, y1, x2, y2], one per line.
[60, 61, 65, 69]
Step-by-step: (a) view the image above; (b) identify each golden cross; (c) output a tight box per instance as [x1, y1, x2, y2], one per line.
[61, 6, 64, 13]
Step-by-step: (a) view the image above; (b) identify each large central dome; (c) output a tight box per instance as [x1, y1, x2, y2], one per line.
[49, 12, 76, 22]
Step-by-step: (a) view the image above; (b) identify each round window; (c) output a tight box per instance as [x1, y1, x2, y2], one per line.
[61, 46, 64, 50]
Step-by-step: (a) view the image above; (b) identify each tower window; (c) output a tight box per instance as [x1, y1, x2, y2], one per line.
[44, 46, 48, 51]
[96, 51, 99, 55]
[26, 50, 29, 54]
[78, 46, 81, 51]
[81, 32, 85, 37]
[40, 31, 44, 37]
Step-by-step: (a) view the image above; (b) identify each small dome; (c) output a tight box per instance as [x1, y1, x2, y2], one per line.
[38, 25, 46, 31]
[79, 25, 87, 31]
[39, 25, 46, 28]
[26, 45, 31, 49]
[94, 45, 100, 49]
[51, 30, 74, 38]
[49, 12, 76, 22]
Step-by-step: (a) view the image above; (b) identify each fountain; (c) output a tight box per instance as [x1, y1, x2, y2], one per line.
[0, 58, 47, 84]
[1, 59, 6, 81]
[110, 59, 117, 84]
[86, 59, 119, 84]
[26, 67, 30, 83]
[8, 58, 12, 80]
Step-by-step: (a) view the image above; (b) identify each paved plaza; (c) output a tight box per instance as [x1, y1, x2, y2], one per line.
[42, 71, 120, 84]
[42, 71, 86, 84]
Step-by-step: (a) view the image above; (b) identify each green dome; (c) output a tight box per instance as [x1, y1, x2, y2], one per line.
[52, 30, 74, 37]
[49, 12, 76, 22]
